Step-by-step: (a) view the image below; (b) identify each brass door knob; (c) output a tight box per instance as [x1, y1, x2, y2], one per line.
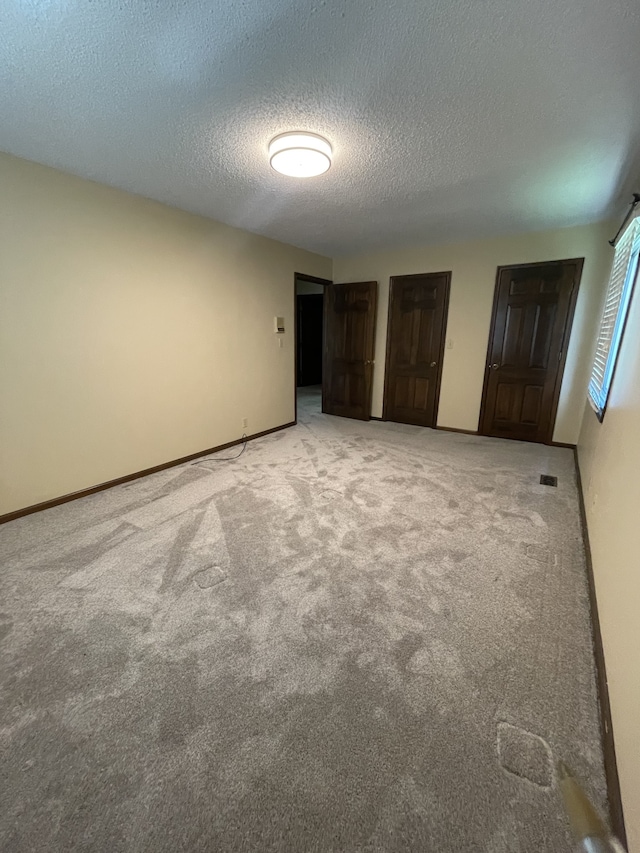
[492, 363, 500, 370]
[430, 361, 437, 368]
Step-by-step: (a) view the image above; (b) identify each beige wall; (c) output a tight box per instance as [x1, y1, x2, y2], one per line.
[578, 271, 640, 851]
[0, 153, 331, 515]
[334, 222, 613, 442]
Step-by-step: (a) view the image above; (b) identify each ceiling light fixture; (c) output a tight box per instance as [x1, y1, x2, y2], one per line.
[269, 132, 332, 178]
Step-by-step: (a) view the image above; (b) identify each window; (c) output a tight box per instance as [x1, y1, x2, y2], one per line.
[588, 217, 640, 420]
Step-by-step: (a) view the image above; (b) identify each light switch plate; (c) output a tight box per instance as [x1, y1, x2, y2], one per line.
[274, 316, 285, 333]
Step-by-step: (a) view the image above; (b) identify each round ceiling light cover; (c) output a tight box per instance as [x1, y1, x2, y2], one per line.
[269, 132, 332, 178]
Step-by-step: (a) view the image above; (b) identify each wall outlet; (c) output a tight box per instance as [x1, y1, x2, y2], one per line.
[242, 417, 248, 429]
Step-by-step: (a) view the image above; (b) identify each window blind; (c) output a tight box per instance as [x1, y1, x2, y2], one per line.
[588, 216, 640, 418]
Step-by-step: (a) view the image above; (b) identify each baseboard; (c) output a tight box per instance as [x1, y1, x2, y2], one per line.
[573, 448, 627, 846]
[0, 421, 296, 525]
[436, 425, 479, 435]
[371, 422, 478, 435]
[372, 418, 573, 445]
[370, 419, 480, 435]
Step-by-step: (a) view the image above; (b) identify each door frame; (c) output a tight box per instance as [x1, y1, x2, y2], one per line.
[382, 271, 451, 426]
[477, 257, 583, 445]
[294, 272, 332, 424]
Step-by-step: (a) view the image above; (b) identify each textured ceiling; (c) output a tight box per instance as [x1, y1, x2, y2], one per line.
[2, 0, 640, 256]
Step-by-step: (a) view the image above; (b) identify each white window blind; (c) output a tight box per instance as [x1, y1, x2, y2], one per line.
[588, 216, 640, 419]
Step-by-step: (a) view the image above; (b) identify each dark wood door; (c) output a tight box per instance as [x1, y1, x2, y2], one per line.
[296, 294, 324, 386]
[323, 281, 377, 420]
[479, 258, 583, 443]
[383, 272, 451, 427]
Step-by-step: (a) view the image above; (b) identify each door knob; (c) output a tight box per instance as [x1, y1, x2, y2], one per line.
[491, 363, 500, 370]
[365, 360, 374, 365]
[430, 361, 437, 368]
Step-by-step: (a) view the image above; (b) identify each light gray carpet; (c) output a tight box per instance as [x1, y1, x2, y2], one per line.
[0, 386, 605, 852]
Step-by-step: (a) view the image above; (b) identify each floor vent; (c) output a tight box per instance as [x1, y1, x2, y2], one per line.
[540, 474, 558, 487]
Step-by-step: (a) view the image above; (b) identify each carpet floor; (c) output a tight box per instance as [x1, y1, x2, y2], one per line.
[0, 386, 605, 852]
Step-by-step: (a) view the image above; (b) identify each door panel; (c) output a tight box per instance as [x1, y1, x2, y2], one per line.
[479, 258, 583, 443]
[323, 281, 377, 420]
[393, 375, 432, 412]
[521, 384, 543, 424]
[383, 272, 451, 427]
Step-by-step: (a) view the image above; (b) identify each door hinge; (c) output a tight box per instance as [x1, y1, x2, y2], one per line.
[558, 350, 563, 362]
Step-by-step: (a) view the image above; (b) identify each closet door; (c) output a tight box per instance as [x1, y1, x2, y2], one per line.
[479, 258, 582, 443]
[383, 272, 451, 427]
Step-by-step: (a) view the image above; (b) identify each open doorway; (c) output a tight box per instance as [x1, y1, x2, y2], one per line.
[295, 273, 331, 421]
